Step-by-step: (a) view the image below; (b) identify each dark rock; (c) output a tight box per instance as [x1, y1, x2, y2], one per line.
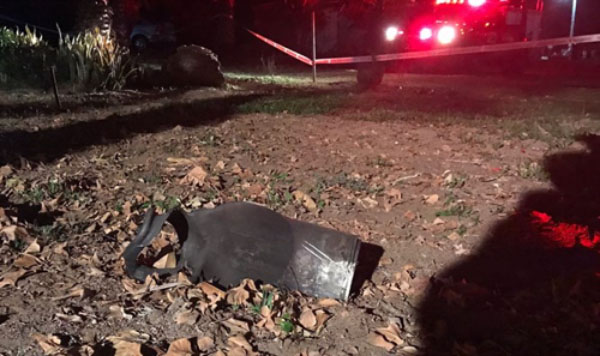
[163, 45, 225, 87]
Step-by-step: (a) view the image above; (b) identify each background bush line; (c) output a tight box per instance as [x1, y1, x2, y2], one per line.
[0, 26, 137, 91]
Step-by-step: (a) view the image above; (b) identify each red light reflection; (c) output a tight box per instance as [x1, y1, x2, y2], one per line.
[530, 211, 600, 250]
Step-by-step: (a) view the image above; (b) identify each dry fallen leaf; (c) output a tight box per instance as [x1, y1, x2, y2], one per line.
[296, 350, 320, 356]
[454, 244, 470, 255]
[403, 210, 417, 222]
[256, 311, 276, 333]
[112, 340, 145, 356]
[379, 257, 393, 266]
[88, 266, 105, 277]
[299, 309, 317, 330]
[167, 157, 190, 165]
[223, 318, 251, 333]
[228, 335, 252, 351]
[122, 201, 132, 218]
[0, 225, 29, 241]
[246, 183, 264, 196]
[197, 336, 215, 351]
[228, 348, 248, 356]
[386, 188, 402, 200]
[122, 275, 156, 297]
[231, 163, 253, 179]
[52, 242, 68, 256]
[91, 252, 102, 267]
[226, 284, 250, 306]
[241, 279, 258, 291]
[433, 217, 445, 225]
[199, 282, 226, 300]
[425, 194, 439, 205]
[0, 164, 13, 180]
[109, 305, 133, 320]
[107, 329, 151, 344]
[401, 345, 419, 354]
[40, 198, 60, 213]
[314, 310, 330, 331]
[166, 338, 194, 356]
[177, 272, 193, 286]
[153, 252, 177, 269]
[293, 190, 318, 212]
[121, 278, 143, 295]
[260, 306, 271, 319]
[14, 253, 40, 269]
[55, 312, 83, 323]
[359, 197, 379, 209]
[0, 268, 29, 288]
[315, 298, 341, 308]
[32, 333, 63, 355]
[447, 232, 461, 241]
[175, 309, 199, 325]
[375, 322, 404, 346]
[52, 286, 88, 301]
[367, 333, 394, 352]
[180, 166, 208, 187]
[24, 239, 41, 254]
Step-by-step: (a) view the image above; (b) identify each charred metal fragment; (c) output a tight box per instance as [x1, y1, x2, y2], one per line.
[122, 202, 363, 300]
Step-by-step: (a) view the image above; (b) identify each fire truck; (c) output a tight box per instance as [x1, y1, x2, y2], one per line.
[357, 0, 544, 87]
[384, 0, 544, 51]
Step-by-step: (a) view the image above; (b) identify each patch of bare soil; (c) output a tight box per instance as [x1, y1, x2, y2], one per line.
[1, 72, 600, 356]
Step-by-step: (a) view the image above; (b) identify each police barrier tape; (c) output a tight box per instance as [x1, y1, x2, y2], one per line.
[247, 30, 313, 65]
[247, 30, 600, 66]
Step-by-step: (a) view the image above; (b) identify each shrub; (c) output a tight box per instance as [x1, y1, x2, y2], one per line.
[57, 28, 138, 90]
[0, 27, 50, 87]
[0, 26, 138, 90]
[0, 26, 45, 47]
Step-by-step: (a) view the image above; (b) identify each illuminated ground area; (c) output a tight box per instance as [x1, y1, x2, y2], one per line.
[1, 71, 600, 355]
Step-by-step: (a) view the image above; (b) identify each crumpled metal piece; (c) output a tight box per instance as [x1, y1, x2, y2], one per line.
[123, 202, 361, 300]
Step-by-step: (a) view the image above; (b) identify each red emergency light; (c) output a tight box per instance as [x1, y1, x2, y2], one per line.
[436, 0, 464, 4]
[435, 0, 486, 6]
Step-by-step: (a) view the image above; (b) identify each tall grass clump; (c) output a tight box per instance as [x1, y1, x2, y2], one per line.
[0, 27, 50, 87]
[0, 26, 138, 90]
[57, 28, 138, 90]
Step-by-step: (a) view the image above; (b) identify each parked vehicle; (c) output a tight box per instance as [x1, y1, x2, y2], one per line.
[129, 20, 176, 52]
[384, 0, 543, 50]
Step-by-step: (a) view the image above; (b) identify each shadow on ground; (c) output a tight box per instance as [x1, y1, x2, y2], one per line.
[418, 134, 600, 356]
[0, 93, 263, 166]
[0, 193, 63, 226]
[0, 90, 186, 120]
[351, 242, 384, 296]
[0, 84, 506, 166]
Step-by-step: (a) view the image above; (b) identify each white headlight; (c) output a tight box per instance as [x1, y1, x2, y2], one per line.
[419, 27, 433, 41]
[385, 26, 400, 42]
[437, 25, 456, 45]
[468, 0, 485, 7]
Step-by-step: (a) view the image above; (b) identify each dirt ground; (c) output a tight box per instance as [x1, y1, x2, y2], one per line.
[1, 71, 600, 356]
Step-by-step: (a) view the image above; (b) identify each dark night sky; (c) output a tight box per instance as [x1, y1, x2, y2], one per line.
[0, 1, 75, 26]
[542, 0, 600, 37]
[0, 0, 77, 38]
[0, 0, 599, 38]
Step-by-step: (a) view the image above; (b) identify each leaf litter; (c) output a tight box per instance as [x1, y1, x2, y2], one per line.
[1, 76, 598, 356]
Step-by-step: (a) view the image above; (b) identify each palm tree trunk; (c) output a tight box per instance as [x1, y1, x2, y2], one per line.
[74, 0, 113, 37]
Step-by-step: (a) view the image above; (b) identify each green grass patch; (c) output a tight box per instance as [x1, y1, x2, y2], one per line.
[517, 160, 549, 181]
[225, 72, 313, 86]
[436, 203, 473, 218]
[236, 93, 345, 115]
